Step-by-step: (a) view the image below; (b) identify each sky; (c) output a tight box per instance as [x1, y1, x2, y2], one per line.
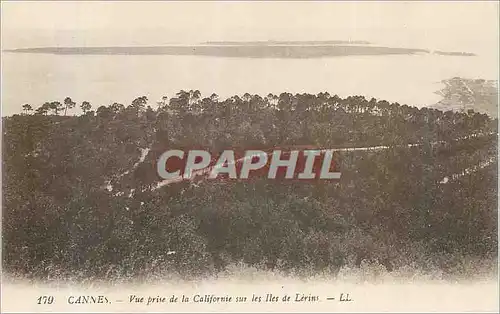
[1, 1, 499, 53]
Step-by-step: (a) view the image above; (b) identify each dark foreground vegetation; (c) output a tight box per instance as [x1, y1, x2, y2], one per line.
[2, 91, 498, 282]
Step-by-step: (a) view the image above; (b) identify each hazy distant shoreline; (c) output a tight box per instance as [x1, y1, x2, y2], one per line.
[432, 77, 498, 117]
[4, 44, 476, 58]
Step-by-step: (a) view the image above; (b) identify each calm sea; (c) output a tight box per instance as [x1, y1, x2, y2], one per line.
[1, 51, 498, 116]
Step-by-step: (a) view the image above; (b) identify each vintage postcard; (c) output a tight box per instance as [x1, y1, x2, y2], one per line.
[1, 1, 498, 313]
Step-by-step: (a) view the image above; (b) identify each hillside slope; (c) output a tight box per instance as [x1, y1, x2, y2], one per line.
[2, 91, 498, 282]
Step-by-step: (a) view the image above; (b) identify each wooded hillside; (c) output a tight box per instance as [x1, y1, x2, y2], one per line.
[3, 91, 497, 282]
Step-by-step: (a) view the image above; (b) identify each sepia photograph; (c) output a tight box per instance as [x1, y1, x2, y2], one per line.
[1, 1, 499, 312]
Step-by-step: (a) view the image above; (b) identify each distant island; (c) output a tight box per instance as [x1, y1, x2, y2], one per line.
[4, 41, 476, 58]
[433, 50, 476, 57]
[203, 40, 373, 45]
[2, 90, 497, 283]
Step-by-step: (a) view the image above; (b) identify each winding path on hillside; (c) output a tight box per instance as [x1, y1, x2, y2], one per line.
[100, 131, 497, 195]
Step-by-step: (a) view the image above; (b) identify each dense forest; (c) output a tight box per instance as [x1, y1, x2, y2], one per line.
[2, 91, 498, 282]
